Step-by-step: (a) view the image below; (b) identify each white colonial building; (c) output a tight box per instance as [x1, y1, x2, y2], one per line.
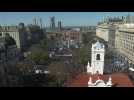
[88, 76, 112, 87]
[0, 23, 28, 50]
[87, 40, 105, 75]
[87, 40, 112, 87]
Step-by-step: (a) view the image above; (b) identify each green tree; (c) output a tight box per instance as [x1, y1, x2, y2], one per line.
[79, 46, 90, 65]
[40, 38, 48, 50]
[71, 45, 91, 73]
[12, 60, 61, 87]
[82, 33, 89, 45]
[27, 49, 50, 65]
[5, 33, 16, 46]
[20, 74, 57, 87]
[82, 32, 96, 45]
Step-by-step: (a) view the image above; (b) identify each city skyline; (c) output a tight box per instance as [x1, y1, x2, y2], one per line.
[0, 12, 134, 87]
[0, 12, 134, 26]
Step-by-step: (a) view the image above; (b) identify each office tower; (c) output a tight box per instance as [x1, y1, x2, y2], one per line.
[39, 18, 43, 29]
[50, 16, 55, 30]
[58, 21, 62, 31]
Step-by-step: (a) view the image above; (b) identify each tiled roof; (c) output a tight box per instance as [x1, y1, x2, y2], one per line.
[66, 73, 133, 87]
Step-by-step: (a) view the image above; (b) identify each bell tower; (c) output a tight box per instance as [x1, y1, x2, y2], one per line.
[91, 40, 105, 75]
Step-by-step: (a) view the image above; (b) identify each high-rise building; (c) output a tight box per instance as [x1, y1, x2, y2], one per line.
[50, 16, 55, 30]
[58, 21, 62, 31]
[115, 23, 134, 68]
[33, 17, 37, 25]
[0, 23, 28, 50]
[39, 18, 43, 29]
[97, 16, 134, 70]
[33, 17, 43, 29]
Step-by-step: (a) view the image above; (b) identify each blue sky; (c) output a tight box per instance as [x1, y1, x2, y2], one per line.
[0, 12, 134, 26]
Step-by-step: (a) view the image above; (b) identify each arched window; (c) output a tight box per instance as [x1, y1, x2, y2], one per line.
[96, 71, 99, 74]
[96, 54, 100, 60]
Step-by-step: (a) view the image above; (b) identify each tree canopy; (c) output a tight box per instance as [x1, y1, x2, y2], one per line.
[5, 33, 16, 46]
[27, 48, 50, 65]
